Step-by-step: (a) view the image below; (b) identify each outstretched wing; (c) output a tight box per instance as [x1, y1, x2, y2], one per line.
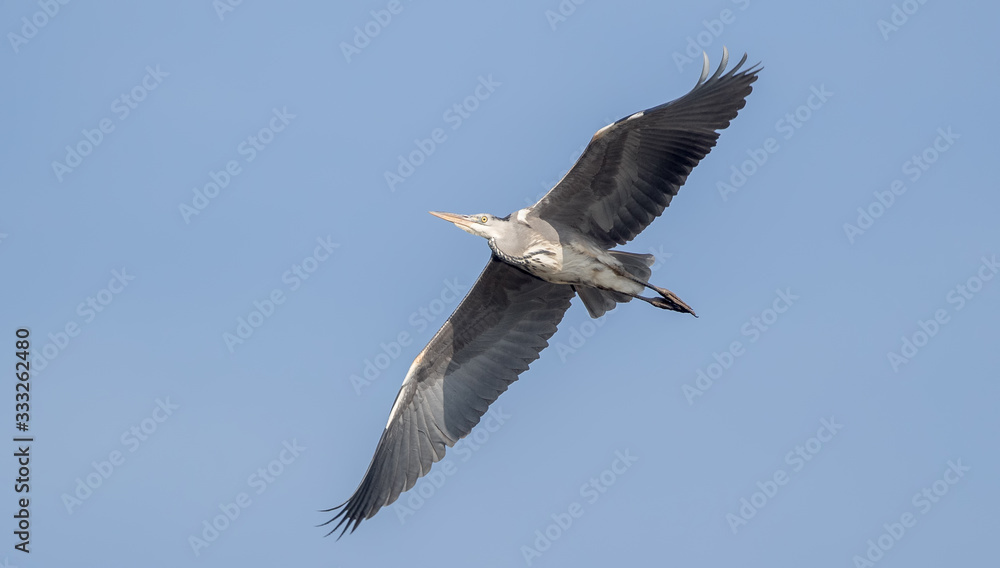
[528, 48, 760, 248]
[323, 258, 575, 537]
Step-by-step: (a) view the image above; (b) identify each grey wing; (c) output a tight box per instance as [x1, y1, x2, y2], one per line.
[322, 258, 575, 537]
[528, 48, 760, 248]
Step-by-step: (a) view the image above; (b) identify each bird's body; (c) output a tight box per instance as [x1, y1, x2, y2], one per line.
[324, 48, 760, 537]
[487, 210, 643, 296]
[434, 207, 692, 316]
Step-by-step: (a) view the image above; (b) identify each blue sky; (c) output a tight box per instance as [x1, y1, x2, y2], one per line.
[2, 1, 998, 566]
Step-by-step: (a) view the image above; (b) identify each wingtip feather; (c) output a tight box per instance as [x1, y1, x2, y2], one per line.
[697, 51, 710, 87]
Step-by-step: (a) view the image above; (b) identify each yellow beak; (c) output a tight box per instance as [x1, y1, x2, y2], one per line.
[429, 211, 474, 228]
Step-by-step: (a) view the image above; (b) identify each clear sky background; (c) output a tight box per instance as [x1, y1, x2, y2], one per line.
[1, 1, 998, 567]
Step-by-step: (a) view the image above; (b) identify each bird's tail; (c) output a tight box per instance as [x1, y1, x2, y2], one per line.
[573, 252, 655, 318]
[610, 251, 654, 281]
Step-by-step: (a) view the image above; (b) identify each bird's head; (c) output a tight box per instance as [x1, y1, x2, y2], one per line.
[429, 211, 507, 240]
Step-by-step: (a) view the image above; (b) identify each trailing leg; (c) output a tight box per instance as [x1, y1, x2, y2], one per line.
[608, 252, 696, 317]
[647, 288, 696, 316]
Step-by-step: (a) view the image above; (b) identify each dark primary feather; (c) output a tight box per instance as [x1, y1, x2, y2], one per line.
[322, 259, 575, 537]
[529, 50, 760, 248]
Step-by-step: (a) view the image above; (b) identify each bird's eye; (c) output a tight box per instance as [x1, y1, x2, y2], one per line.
[481, 216, 489, 223]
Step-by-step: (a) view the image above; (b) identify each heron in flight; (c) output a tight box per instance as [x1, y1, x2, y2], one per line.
[324, 48, 759, 537]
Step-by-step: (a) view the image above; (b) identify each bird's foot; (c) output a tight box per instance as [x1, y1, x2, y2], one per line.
[650, 287, 697, 317]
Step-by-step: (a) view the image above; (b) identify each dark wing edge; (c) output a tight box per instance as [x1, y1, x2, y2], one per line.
[321, 258, 575, 538]
[528, 47, 761, 248]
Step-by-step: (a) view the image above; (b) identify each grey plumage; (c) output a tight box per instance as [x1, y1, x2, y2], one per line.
[577, 251, 656, 318]
[529, 49, 757, 249]
[323, 260, 574, 536]
[323, 48, 759, 537]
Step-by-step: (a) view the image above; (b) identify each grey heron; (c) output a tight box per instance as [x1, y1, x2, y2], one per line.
[323, 48, 759, 537]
